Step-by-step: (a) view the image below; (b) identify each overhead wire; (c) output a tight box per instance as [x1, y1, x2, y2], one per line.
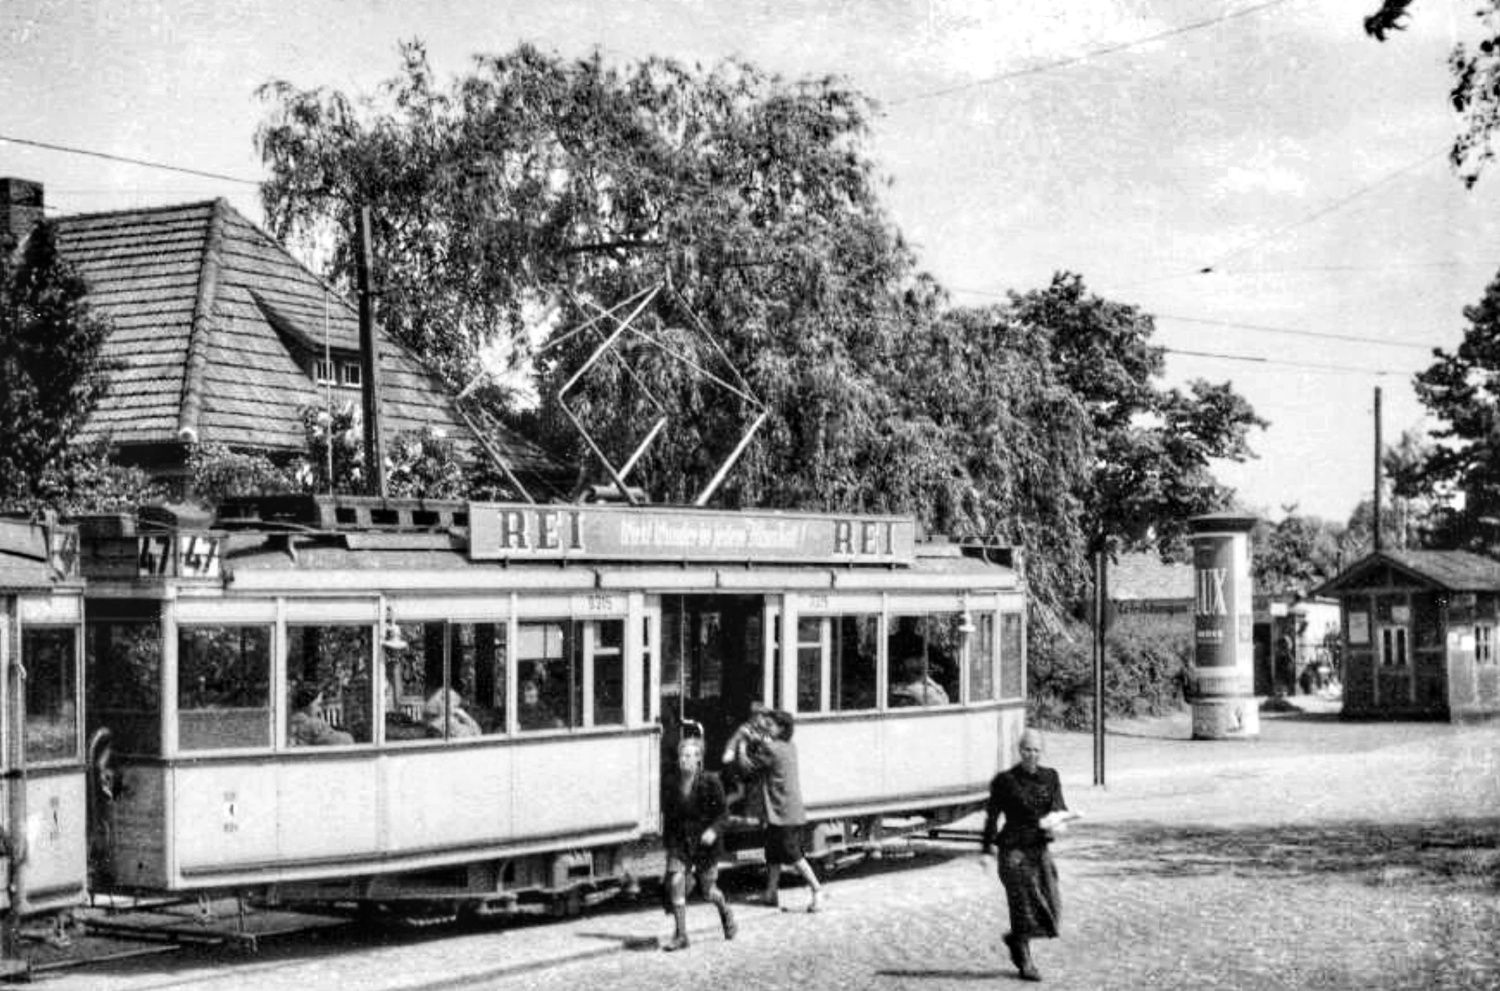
[886, 0, 1296, 106]
[0, 132, 261, 186]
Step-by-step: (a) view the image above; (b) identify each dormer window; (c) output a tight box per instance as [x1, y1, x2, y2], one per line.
[340, 362, 362, 387]
[314, 358, 335, 384]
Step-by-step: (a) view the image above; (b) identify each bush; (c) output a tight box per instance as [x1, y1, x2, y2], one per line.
[1026, 611, 1190, 730]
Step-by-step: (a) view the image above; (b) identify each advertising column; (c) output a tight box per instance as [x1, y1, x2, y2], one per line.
[1189, 513, 1259, 740]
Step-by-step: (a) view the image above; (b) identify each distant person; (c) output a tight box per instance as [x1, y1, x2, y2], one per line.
[518, 679, 562, 730]
[742, 709, 823, 913]
[890, 654, 949, 707]
[423, 688, 482, 739]
[288, 685, 353, 747]
[660, 735, 736, 951]
[981, 728, 1070, 982]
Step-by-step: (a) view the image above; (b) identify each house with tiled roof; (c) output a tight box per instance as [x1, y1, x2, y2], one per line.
[1, 177, 566, 498]
[1317, 548, 1500, 721]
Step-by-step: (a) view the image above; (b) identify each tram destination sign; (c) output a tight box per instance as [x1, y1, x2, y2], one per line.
[468, 503, 916, 565]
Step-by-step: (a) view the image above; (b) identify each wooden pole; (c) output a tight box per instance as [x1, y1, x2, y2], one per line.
[1092, 546, 1107, 787]
[355, 206, 388, 498]
[1373, 386, 1383, 553]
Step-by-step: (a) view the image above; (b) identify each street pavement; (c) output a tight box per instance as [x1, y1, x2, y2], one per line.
[27, 700, 1500, 990]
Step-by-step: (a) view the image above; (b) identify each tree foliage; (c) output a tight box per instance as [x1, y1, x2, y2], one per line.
[255, 43, 1265, 612]
[1365, 0, 1500, 186]
[1394, 272, 1500, 546]
[1006, 273, 1267, 555]
[0, 222, 115, 509]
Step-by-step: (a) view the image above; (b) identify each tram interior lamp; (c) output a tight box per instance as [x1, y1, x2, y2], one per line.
[958, 611, 976, 635]
[381, 608, 409, 653]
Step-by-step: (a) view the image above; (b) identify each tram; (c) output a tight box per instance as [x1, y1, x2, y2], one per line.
[77, 495, 1026, 914]
[0, 518, 87, 936]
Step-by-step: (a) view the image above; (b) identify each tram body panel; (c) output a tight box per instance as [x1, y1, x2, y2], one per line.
[499, 732, 653, 844]
[15, 769, 88, 912]
[794, 705, 1006, 816]
[381, 745, 513, 852]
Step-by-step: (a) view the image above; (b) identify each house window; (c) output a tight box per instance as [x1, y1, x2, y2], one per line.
[340, 362, 362, 387]
[313, 358, 335, 384]
[1477, 624, 1494, 665]
[1379, 626, 1408, 667]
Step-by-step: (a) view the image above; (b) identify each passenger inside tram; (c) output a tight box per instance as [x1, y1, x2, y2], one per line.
[288, 685, 354, 747]
[889, 653, 950, 707]
[518, 678, 563, 731]
[423, 688, 483, 739]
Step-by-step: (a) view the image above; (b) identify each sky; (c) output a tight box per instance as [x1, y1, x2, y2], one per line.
[4, 0, 1500, 524]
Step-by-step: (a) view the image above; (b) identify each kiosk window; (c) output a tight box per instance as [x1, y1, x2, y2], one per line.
[1477, 625, 1494, 665]
[888, 613, 962, 707]
[969, 612, 997, 702]
[178, 625, 271, 751]
[286, 624, 372, 746]
[24, 626, 78, 763]
[87, 613, 162, 756]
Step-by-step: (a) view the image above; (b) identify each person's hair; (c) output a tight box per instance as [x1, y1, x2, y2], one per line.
[292, 684, 322, 712]
[770, 709, 795, 741]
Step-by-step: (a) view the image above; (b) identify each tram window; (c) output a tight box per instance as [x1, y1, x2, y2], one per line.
[177, 625, 271, 751]
[795, 617, 823, 712]
[517, 621, 571, 730]
[450, 622, 507, 735]
[24, 627, 78, 763]
[999, 611, 1024, 699]
[969, 612, 997, 702]
[833, 615, 879, 711]
[888, 613, 961, 707]
[86, 616, 162, 756]
[286, 624, 373, 746]
[592, 620, 625, 727]
[385, 622, 447, 741]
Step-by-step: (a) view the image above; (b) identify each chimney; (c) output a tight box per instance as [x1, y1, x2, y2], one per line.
[2, 177, 45, 257]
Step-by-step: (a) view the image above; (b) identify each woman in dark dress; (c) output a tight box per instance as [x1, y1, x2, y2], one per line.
[981, 728, 1067, 982]
[661, 735, 736, 951]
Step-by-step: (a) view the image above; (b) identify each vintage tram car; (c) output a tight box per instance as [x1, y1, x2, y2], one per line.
[77, 496, 1027, 914]
[0, 519, 87, 941]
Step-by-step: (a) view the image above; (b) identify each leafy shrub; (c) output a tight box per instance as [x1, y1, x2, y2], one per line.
[1026, 611, 1190, 729]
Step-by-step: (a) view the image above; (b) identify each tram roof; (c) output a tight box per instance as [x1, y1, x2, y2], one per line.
[211, 533, 1020, 594]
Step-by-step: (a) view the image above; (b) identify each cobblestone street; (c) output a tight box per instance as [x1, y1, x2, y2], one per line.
[35, 705, 1500, 991]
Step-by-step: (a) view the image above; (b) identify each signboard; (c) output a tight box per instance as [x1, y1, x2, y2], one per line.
[82, 533, 222, 580]
[468, 503, 916, 565]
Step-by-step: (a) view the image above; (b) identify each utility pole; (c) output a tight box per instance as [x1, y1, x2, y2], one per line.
[1372, 386, 1383, 553]
[1092, 544, 1107, 787]
[355, 206, 388, 497]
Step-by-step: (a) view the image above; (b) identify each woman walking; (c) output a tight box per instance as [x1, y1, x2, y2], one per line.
[980, 728, 1068, 982]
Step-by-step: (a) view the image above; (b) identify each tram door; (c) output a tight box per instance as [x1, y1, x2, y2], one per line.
[660, 595, 767, 768]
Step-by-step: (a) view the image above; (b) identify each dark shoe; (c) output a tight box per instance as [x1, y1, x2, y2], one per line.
[744, 892, 778, 907]
[721, 908, 738, 941]
[1003, 933, 1024, 970]
[662, 934, 690, 952]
